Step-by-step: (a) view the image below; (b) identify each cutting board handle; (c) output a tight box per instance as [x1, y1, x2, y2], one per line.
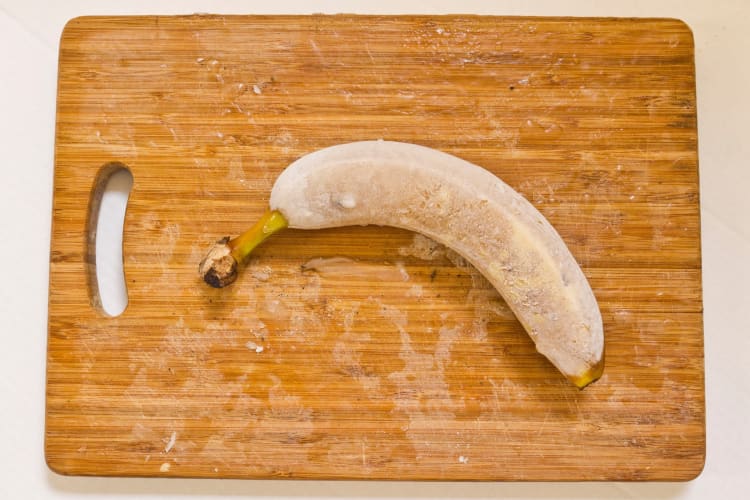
[85, 162, 133, 316]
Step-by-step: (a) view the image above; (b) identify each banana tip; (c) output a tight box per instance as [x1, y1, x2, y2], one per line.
[571, 356, 605, 390]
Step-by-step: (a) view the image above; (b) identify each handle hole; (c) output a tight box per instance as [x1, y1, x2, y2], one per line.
[88, 164, 133, 316]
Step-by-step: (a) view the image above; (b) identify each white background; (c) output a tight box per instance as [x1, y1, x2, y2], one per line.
[1, 0, 748, 498]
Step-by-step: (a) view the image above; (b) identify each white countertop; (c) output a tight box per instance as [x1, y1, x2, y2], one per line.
[2, 0, 748, 498]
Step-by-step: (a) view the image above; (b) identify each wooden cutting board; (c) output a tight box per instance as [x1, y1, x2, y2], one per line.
[46, 15, 704, 480]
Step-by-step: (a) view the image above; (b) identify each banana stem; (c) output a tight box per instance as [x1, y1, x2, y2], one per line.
[199, 210, 288, 288]
[228, 210, 289, 262]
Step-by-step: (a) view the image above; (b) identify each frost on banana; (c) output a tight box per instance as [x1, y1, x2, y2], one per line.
[200, 140, 604, 388]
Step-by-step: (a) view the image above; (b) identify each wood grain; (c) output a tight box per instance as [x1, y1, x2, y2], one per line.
[46, 15, 704, 480]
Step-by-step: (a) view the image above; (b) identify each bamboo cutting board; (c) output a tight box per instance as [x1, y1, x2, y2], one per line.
[46, 15, 704, 480]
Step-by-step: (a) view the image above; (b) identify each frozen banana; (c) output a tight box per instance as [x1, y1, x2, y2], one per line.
[200, 141, 604, 388]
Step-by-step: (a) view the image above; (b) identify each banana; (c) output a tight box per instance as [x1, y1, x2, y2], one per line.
[200, 140, 604, 388]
